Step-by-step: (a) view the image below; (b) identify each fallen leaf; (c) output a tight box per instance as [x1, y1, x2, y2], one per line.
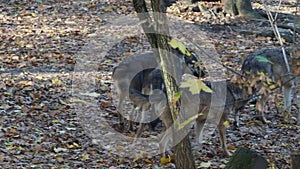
[160, 156, 171, 164]
[200, 161, 211, 168]
[227, 145, 236, 150]
[223, 121, 230, 128]
[53, 147, 68, 153]
[81, 154, 90, 160]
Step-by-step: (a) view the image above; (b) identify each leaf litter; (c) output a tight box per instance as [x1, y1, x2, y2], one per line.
[0, 0, 299, 168]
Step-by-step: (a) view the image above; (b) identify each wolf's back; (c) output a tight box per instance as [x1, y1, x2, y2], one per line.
[241, 48, 291, 79]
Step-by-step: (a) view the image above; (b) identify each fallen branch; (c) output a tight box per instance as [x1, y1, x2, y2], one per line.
[232, 27, 294, 43]
[277, 24, 300, 34]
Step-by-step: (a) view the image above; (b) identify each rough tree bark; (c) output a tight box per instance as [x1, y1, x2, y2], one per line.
[132, 0, 196, 168]
[291, 151, 300, 169]
[222, 0, 262, 19]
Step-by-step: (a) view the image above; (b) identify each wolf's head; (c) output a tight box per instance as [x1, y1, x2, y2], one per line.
[290, 47, 300, 74]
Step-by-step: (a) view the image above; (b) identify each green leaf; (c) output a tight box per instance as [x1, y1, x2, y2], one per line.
[173, 91, 182, 103]
[153, 165, 163, 169]
[180, 78, 212, 95]
[168, 39, 191, 56]
[178, 113, 204, 130]
[255, 55, 273, 64]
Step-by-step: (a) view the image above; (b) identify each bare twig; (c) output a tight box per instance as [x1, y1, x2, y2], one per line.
[261, 0, 291, 73]
[294, 0, 300, 44]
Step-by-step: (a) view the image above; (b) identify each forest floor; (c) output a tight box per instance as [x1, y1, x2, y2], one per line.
[0, 0, 299, 168]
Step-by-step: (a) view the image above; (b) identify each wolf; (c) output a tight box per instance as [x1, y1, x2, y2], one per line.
[194, 81, 249, 156]
[240, 48, 299, 124]
[136, 80, 249, 157]
[112, 51, 203, 130]
[112, 52, 157, 129]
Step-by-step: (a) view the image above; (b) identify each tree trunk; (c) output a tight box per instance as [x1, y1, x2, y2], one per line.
[173, 135, 195, 169]
[291, 151, 300, 169]
[222, 0, 262, 19]
[133, 0, 196, 168]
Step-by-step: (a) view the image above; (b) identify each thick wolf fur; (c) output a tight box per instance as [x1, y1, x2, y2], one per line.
[136, 80, 249, 157]
[194, 81, 248, 156]
[241, 48, 299, 123]
[112, 51, 201, 130]
[134, 68, 164, 136]
[112, 52, 157, 128]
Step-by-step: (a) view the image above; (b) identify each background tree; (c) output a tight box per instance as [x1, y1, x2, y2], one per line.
[222, 0, 262, 18]
[192, 0, 262, 18]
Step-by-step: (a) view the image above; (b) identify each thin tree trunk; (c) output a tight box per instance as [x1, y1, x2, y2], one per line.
[133, 0, 196, 168]
[291, 151, 300, 169]
[222, 0, 262, 19]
